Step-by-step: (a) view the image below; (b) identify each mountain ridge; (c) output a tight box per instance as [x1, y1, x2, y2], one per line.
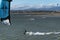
[11, 5, 60, 11]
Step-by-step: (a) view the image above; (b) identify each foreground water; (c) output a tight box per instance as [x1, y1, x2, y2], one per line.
[0, 14, 60, 40]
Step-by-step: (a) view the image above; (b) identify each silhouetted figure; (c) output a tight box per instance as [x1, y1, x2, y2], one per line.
[24, 30, 27, 35]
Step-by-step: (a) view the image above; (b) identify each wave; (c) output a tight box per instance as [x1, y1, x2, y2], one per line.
[25, 32, 60, 36]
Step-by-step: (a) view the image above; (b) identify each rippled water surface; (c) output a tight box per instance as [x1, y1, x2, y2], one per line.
[0, 14, 60, 40]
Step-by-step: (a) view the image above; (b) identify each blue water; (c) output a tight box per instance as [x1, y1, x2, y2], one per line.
[0, 14, 60, 40]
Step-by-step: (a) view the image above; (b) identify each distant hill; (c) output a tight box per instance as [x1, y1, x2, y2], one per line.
[11, 5, 60, 12]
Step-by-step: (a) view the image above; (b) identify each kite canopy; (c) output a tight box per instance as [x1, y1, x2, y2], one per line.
[0, 0, 12, 18]
[0, 0, 12, 8]
[0, 0, 2, 8]
[0, 0, 9, 18]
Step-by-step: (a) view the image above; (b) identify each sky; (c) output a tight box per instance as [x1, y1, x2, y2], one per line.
[0, 0, 60, 7]
[11, 0, 60, 7]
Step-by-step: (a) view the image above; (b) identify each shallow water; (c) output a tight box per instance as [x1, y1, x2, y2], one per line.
[0, 14, 60, 40]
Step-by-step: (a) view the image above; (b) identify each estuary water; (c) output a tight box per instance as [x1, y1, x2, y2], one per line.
[0, 14, 60, 40]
